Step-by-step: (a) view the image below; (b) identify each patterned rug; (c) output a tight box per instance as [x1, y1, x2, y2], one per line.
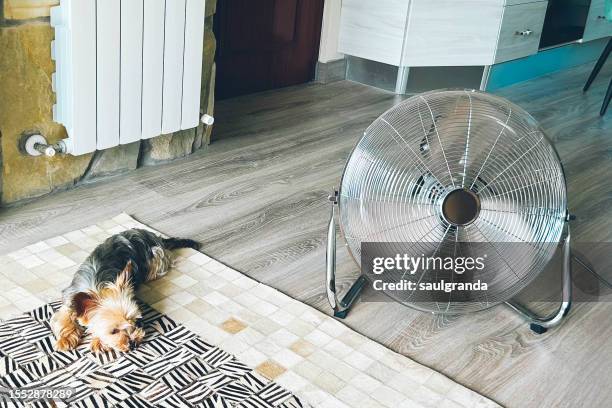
[0, 214, 500, 408]
[1, 301, 306, 407]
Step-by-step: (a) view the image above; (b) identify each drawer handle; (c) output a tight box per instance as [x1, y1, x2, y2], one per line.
[597, 15, 607, 20]
[515, 29, 533, 36]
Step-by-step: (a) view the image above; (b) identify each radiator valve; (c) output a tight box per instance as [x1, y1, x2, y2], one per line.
[201, 114, 214, 126]
[21, 133, 67, 157]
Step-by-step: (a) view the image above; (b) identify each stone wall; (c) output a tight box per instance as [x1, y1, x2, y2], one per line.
[0, 0, 216, 204]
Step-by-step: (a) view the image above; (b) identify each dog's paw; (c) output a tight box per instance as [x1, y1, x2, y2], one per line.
[54, 333, 80, 351]
[90, 337, 111, 353]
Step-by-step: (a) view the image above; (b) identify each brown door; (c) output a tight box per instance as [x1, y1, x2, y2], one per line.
[214, 0, 325, 99]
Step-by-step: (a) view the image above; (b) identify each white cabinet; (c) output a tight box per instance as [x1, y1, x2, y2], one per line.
[338, 0, 552, 67]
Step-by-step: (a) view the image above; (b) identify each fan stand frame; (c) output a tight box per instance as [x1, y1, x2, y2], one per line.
[325, 189, 576, 333]
[326, 189, 367, 319]
[504, 225, 572, 334]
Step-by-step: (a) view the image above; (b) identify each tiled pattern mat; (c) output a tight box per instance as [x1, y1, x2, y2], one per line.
[0, 301, 306, 407]
[0, 214, 500, 408]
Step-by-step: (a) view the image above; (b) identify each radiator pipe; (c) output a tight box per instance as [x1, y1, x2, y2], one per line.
[23, 115, 214, 158]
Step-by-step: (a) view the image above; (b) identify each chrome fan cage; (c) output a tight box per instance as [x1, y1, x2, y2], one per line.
[326, 90, 573, 328]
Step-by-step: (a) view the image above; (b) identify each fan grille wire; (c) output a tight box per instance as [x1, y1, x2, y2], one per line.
[338, 90, 567, 313]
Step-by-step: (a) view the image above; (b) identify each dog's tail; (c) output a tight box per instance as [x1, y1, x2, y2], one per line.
[162, 237, 201, 250]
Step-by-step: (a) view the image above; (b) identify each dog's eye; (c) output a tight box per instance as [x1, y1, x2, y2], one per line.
[111, 328, 120, 335]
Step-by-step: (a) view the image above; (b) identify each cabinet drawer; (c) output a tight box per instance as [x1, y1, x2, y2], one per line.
[495, 1, 548, 63]
[402, 0, 504, 67]
[583, 0, 612, 42]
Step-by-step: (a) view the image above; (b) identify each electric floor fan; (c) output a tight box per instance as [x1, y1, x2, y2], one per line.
[325, 90, 575, 333]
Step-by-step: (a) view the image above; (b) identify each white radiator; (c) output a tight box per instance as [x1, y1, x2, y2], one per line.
[50, 0, 206, 156]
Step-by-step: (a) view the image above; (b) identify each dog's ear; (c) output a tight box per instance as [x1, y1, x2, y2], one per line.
[115, 260, 133, 290]
[72, 292, 99, 320]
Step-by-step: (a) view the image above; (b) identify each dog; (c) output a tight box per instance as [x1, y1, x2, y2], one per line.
[50, 228, 199, 353]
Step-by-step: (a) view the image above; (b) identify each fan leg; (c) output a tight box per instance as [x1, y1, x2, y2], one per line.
[505, 230, 572, 334]
[326, 190, 365, 319]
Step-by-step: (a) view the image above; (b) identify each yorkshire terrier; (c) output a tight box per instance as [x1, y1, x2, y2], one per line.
[50, 228, 199, 353]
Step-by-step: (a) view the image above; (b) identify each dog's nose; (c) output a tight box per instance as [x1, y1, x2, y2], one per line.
[129, 340, 136, 351]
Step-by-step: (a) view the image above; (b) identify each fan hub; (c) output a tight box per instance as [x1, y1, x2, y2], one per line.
[441, 188, 480, 226]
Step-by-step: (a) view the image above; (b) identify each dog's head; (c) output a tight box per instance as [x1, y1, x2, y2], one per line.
[73, 261, 145, 352]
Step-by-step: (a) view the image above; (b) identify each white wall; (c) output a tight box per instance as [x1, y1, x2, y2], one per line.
[318, 0, 344, 63]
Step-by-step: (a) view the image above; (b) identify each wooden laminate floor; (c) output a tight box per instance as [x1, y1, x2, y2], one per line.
[1, 63, 611, 408]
